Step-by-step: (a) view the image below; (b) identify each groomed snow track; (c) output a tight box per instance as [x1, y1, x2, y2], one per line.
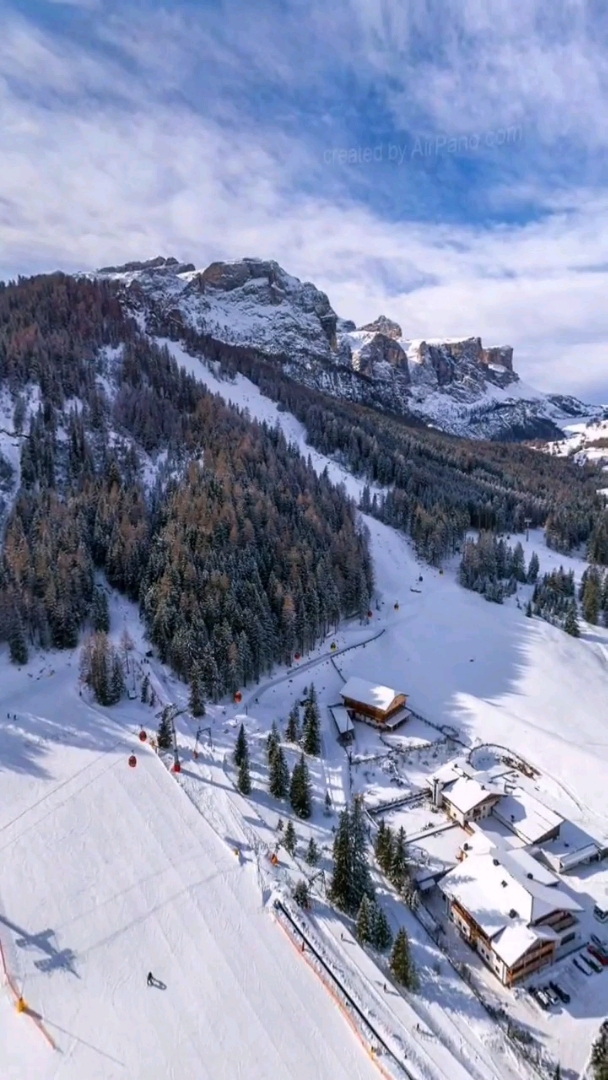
[273, 899, 412, 1080]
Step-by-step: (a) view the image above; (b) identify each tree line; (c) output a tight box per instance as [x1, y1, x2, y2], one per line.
[0, 275, 372, 701]
[146, 309, 608, 566]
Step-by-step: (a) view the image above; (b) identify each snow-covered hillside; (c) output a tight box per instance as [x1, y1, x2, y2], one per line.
[3, 334, 608, 1079]
[93, 256, 603, 442]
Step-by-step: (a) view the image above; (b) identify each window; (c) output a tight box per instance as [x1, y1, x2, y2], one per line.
[560, 932, 576, 945]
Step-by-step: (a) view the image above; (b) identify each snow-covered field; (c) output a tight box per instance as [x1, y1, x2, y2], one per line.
[3, 341, 608, 1078]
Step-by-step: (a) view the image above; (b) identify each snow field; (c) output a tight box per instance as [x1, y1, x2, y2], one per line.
[0, 657, 380, 1080]
[158, 342, 608, 1076]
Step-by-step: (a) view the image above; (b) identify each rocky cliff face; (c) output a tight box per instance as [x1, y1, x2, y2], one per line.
[94, 256, 597, 441]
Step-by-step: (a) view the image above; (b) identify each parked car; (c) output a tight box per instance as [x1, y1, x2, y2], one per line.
[573, 956, 593, 975]
[581, 952, 602, 974]
[591, 934, 608, 955]
[549, 981, 570, 1004]
[588, 946, 608, 967]
[536, 988, 551, 1009]
[593, 905, 608, 923]
[543, 985, 559, 1006]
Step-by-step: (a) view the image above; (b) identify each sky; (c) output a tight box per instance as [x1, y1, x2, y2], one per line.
[1, 1, 608, 400]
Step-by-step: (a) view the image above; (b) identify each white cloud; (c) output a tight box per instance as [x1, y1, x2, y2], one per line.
[1, 5, 608, 401]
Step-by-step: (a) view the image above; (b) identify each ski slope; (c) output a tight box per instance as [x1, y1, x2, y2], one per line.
[0, 663, 379, 1080]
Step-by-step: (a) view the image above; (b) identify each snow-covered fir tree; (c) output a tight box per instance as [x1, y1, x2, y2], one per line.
[305, 836, 319, 865]
[302, 684, 321, 756]
[285, 703, 300, 743]
[268, 744, 290, 799]
[390, 928, 417, 990]
[188, 666, 206, 717]
[234, 723, 248, 768]
[290, 753, 312, 819]
[157, 708, 173, 751]
[283, 820, 297, 856]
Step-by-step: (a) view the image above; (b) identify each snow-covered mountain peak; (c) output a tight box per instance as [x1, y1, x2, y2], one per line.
[93, 253, 602, 441]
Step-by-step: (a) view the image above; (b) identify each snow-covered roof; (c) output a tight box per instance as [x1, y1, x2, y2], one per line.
[439, 849, 581, 951]
[442, 777, 501, 815]
[493, 789, 563, 845]
[340, 676, 402, 712]
[492, 924, 557, 968]
[329, 705, 355, 736]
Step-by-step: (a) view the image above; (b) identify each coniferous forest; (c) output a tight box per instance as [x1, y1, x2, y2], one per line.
[151, 312, 608, 567]
[0, 274, 373, 691]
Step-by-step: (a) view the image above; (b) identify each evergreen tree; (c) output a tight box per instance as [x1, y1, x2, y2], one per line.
[91, 586, 110, 632]
[234, 723, 247, 768]
[290, 753, 312, 819]
[157, 708, 173, 751]
[267, 719, 280, 765]
[583, 569, 601, 624]
[109, 653, 125, 704]
[293, 879, 310, 909]
[356, 895, 373, 944]
[283, 819, 297, 856]
[525, 600, 533, 617]
[390, 928, 417, 990]
[324, 790, 332, 815]
[329, 807, 352, 912]
[305, 836, 319, 865]
[268, 743, 290, 799]
[390, 827, 409, 893]
[237, 754, 251, 795]
[276, 817, 283, 832]
[141, 672, 150, 703]
[285, 703, 300, 743]
[8, 617, 28, 666]
[329, 798, 374, 915]
[511, 541, 527, 583]
[371, 904, 393, 951]
[302, 689, 321, 756]
[527, 551, 540, 584]
[188, 666, 205, 717]
[564, 600, 581, 637]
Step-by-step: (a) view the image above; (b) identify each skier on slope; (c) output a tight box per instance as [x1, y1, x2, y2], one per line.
[147, 972, 154, 987]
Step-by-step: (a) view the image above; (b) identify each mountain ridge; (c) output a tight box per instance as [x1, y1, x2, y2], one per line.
[93, 255, 604, 441]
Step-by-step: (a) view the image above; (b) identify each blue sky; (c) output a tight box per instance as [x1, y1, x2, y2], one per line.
[2, 0, 608, 399]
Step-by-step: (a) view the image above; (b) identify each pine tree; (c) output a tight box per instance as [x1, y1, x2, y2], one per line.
[267, 719, 280, 765]
[329, 807, 352, 912]
[302, 692, 321, 756]
[141, 672, 150, 703]
[564, 600, 581, 637]
[283, 819, 297, 856]
[237, 754, 251, 795]
[91, 586, 110, 632]
[511, 541, 527, 583]
[276, 817, 284, 833]
[350, 796, 374, 911]
[356, 895, 373, 944]
[305, 836, 319, 865]
[527, 551, 540, 584]
[157, 708, 173, 751]
[324, 790, 332, 815]
[525, 600, 533, 617]
[371, 904, 393, 951]
[268, 743, 290, 799]
[8, 617, 28, 666]
[188, 667, 205, 717]
[293, 879, 310, 909]
[234, 723, 247, 767]
[109, 653, 124, 704]
[390, 928, 417, 989]
[390, 826, 409, 893]
[583, 570, 601, 624]
[285, 703, 300, 743]
[290, 753, 312, 819]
